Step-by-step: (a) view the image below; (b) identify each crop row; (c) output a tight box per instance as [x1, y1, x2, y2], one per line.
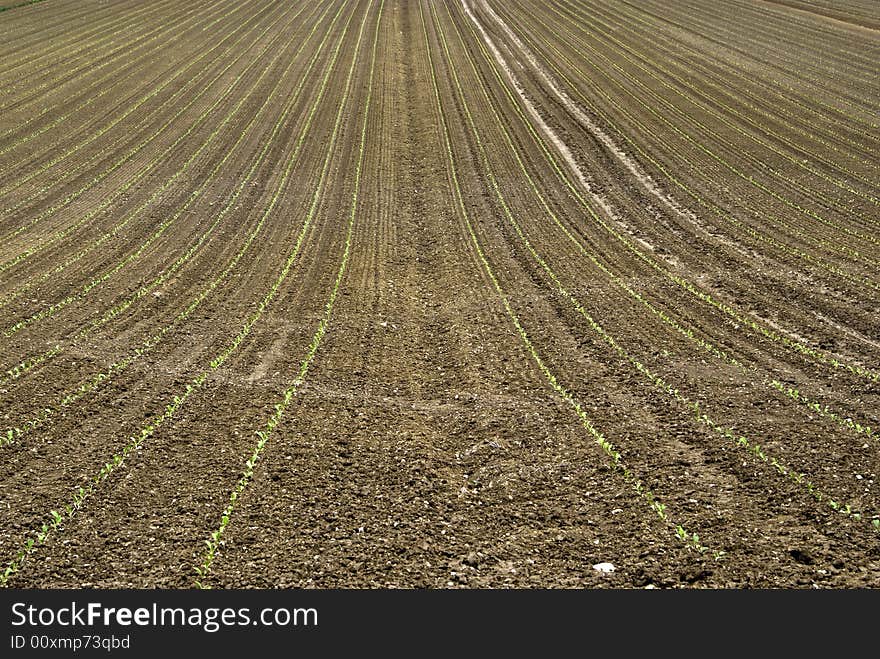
[669, 0, 880, 89]
[628, 0, 879, 120]
[0, 4, 302, 283]
[467, 1, 877, 443]
[0, 0, 177, 95]
[0, 0, 363, 586]
[0, 2, 255, 245]
[0, 0, 314, 346]
[0, 0, 224, 166]
[477, 0, 880, 385]
[0, 1, 117, 49]
[432, 0, 711, 555]
[197, 0, 384, 587]
[557, 0, 880, 220]
[454, 0, 878, 528]
[547, 0, 880, 237]
[0, 0, 271, 213]
[581, 0, 879, 178]
[0, 1, 48, 17]
[497, 0, 880, 291]
[0, 0, 348, 446]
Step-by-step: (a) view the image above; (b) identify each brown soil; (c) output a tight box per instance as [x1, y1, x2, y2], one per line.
[0, 0, 878, 589]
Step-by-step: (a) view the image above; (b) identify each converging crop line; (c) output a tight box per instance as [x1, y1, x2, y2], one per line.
[466, 0, 880, 384]
[195, 0, 385, 588]
[0, 0, 343, 449]
[431, 0, 711, 555]
[0, 0, 360, 586]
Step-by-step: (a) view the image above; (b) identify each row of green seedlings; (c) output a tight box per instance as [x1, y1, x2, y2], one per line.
[0, 0, 174, 94]
[0, 0, 328, 387]
[0, 0, 361, 586]
[0, 0, 351, 448]
[0, 0, 196, 116]
[0, 2, 179, 89]
[0, 0, 262, 180]
[558, 0, 880, 208]
[627, 0, 880, 124]
[480, 0, 880, 378]
[526, 0, 880, 279]
[454, 0, 880, 534]
[459, 1, 878, 442]
[580, 0, 880, 182]
[723, 0, 879, 76]
[477, 0, 880, 386]
[770, 381, 875, 441]
[548, 0, 880, 244]
[427, 0, 711, 557]
[0, 0, 262, 234]
[0, 0, 50, 16]
[679, 0, 880, 109]
[0, 1, 117, 43]
[690, 0, 878, 72]
[3, 0, 244, 73]
[0, 2, 303, 279]
[0, 377, 203, 587]
[0, 6, 286, 274]
[0, 0, 106, 45]
[196, 0, 383, 587]
[0, 0, 318, 343]
[517, 1, 880, 289]
[0, 0, 215, 156]
[515, 0, 880, 314]
[0, 1, 285, 261]
[0, 0, 272, 215]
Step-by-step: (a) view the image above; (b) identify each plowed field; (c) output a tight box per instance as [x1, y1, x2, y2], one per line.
[1, 0, 878, 588]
